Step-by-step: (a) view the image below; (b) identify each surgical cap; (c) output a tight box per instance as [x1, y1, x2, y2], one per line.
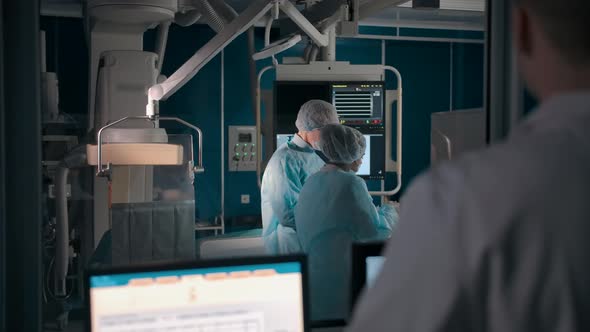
[295, 100, 339, 132]
[318, 124, 366, 164]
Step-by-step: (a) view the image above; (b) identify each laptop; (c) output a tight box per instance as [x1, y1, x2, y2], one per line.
[350, 241, 386, 312]
[86, 255, 309, 332]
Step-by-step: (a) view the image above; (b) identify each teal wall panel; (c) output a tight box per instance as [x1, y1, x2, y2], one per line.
[386, 40, 452, 191]
[452, 43, 484, 110]
[154, 25, 223, 220]
[337, 38, 383, 65]
[223, 33, 262, 217]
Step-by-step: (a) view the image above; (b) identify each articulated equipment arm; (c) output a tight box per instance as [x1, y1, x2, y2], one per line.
[147, 0, 332, 104]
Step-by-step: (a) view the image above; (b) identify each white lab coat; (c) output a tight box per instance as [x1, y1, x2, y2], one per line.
[347, 91, 590, 332]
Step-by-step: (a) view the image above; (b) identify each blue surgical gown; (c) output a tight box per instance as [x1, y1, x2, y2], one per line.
[295, 165, 398, 321]
[261, 135, 326, 254]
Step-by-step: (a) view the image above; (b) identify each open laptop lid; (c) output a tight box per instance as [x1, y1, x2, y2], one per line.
[350, 241, 385, 313]
[86, 255, 309, 332]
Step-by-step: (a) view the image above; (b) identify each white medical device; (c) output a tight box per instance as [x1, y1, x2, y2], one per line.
[257, 62, 404, 197]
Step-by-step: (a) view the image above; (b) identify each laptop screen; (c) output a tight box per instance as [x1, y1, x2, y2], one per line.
[88, 258, 306, 332]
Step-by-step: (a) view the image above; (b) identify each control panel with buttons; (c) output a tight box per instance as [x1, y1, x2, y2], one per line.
[228, 126, 257, 172]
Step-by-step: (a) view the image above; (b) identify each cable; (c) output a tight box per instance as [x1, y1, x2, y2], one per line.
[45, 257, 75, 301]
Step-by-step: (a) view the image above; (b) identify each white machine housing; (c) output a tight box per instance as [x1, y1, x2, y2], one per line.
[258, 61, 403, 197]
[276, 61, 384, 81]
[94, 51, 159, 129]
[87, 1, 178, 247]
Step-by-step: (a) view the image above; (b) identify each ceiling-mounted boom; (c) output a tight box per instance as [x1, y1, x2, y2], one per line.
[147, 0, 275, 103]
[148, 0, 331, 104]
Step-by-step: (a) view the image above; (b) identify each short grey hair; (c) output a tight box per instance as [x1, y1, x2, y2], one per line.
[513, 0, 590, 64]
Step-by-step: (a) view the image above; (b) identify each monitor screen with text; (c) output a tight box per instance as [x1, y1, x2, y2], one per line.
[88, 260, 306, 332]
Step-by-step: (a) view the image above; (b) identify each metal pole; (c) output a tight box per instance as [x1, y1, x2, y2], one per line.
[221, 50, 225, 229]
[322, 25, 336, 61]
[256, 66, 275, 188]
[155, 21, 171, 73]
[449, 43, 453, 111]
[485, 0, 524, 142]
[40, 30, 47, 73]
[0, 2, 6, 329]
[3, 0, 43, 330]
[369, 66, 403, 197]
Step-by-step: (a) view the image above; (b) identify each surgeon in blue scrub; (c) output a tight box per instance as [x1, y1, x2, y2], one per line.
[295, 124, 399, 321]
[261, 100, 339, 254]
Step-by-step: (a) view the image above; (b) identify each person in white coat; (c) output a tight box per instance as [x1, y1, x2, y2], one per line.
[347, 0, 590, 331]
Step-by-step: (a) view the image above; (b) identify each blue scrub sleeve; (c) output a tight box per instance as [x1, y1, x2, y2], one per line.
[349, 176, 393, 238]
[378, 204, 399, 229]
[270, 157, 302, 229]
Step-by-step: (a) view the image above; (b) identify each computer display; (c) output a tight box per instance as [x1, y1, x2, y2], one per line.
[275, 133, 383, 179]
[365, 256, 386, 288]
[331, 82, 384, 127]
[358, 134, 385, 180]
[87, 257, 308, 332]
[274, 81, 386, 180]
[350, 242, 385, 312]
[273, 81, 385, 133]
[358, 136, 371, 176]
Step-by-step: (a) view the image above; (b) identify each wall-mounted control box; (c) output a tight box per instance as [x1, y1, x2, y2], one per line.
[228, 126, 256, 172]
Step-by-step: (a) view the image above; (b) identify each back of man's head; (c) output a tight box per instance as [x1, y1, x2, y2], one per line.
[515, 0, 590, 64]
[513, 0, 590, 99]
[295, 100, 339, 132]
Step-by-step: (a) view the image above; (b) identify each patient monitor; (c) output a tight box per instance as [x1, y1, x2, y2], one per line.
[274, 81, 386, 180]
